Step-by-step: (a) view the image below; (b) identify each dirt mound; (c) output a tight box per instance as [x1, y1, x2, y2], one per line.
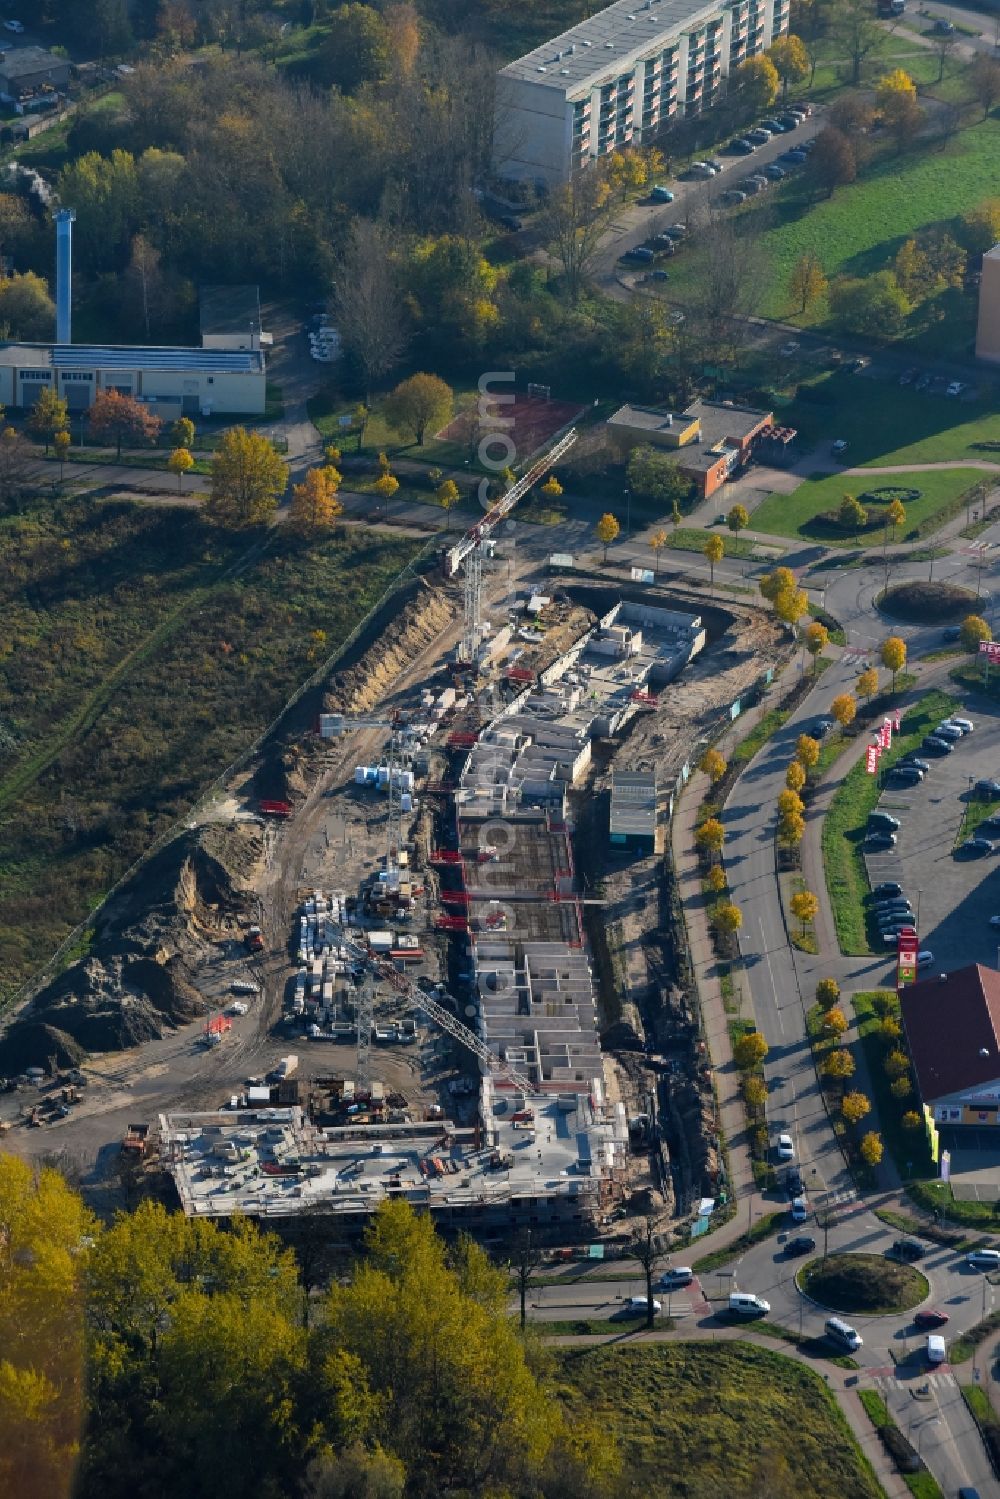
[325, 583, 456, 715]
[0, 823, 264, 1070]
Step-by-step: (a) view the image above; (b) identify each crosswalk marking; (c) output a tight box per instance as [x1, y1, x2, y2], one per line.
[841, 649, 870, 665]
[871, 1371, 956, 1393]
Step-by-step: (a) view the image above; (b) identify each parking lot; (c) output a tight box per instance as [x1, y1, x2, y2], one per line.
[865, 703, 1000, 972]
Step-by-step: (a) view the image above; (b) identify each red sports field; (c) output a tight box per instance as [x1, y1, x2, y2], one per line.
[436, 391, 585, 462]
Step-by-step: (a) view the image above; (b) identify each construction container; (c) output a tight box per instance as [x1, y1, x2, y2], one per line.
[437, 687, 456, 712]
[355, 766, 367, 784]
[368, 930, 393, 953]
[400, 793, 413, 813]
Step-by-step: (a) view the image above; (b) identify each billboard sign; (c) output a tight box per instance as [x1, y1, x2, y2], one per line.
[866, 744, 880, 774]
[978, 641, 1000, 661]
[897, 929, 919, 990]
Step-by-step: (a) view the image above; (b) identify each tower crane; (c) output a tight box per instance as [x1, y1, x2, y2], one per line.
[444, 426, 579, 665]
[320, 711, 408, 884]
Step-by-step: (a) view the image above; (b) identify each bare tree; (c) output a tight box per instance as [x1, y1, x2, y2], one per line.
[629, 1216, 667, 1329]
[970, 53, 1000, 119]
[510, 1230, 543, 1331]
[689, 210, 768, 366]
[829, 0, 884, 86]
[932, 27, 958, 82]
[538, 164, 617, 303]
[331, 219, 408, 402]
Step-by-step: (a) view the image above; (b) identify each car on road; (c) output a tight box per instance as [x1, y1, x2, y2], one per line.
[785, 1166, 803, 1195]
[650, 185, 675, 202]
[776, 114, 800, 131]
[942, 625, 963, 642]
[764, 163, 788, 181]
[721, 188, 748, 205]
[867, 832, 897, 849]
[825, 1316, 863, 1352]
[659, 1266, 694, 1288]
[830, 439, 848, 458]
[921, 736, 953, 755]
[850, 356, 870, 372]
[914, 1308, 949, 1328]
[227, 1001, 249, 1016]
[729, 137, 756, 153]
[780, 149, 808, 164]
[813, 715, 836, 735]
[873, 881, 904, 898]
[917, 950, 935, 966]
[926, 1334, 947, 1364]
[967, 1249, 1000, 1270]
[962, 838, 995, 855]
[785, 1235, 817, 1256]
[623, 1296, 662, 1315]
[790, 1195, 809, 1222]
[899, 367, 918, 386]
[915, 371, 932, 391]
[777, 1132, 795, 1160]
[891, 1238, 926, 1261]
[976, 779, 1000, 797]
[747, 127, 773, 143]
[933, 17, 955, 33]
[729, 1291, 770, 1316]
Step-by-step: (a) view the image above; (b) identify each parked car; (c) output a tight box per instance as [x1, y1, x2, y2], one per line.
[887, 767, 923, 784]
[785, 1166, 803, 1196]
[785, 1235, 817, 1256]
[850, 356, 870, 372]
[976, 780, 1000, 797]
[648, 268, 670, 282]
[813, 716, 836, 735]
[915, 371, 932, 391]
[902, 757, 931, 773]
[962, 838, 995, 855]
[982, 818, 1000, 836]
[499, 214, 523, 231]
[747, 127, 773, 143]
[742, 176, 767, 194]
[867, 832, 897, 849]
[831, 439, 848, 457]
[917, 950, 935, 966]
[664, 223, 687, 239]
[730, 137, 756, 154]
[942, 625, 963, 641]
[779, 338, 799, 355]
[873, 882, 904, 898]
[891, 1238, 926, 1262]
[952, 717, 975, 733]
[621, 246, 655, 263]
[777, 114, 801, 130]
[765, 163, 788, 180]
[868, 811, 901, 831]
[722, 188, 748, 205]
[3, 19, 24, 32]
[933, 17, 955, 33]
[781, 149, 808, 164]
[650, 184, 675, 201]
[777, 1132, 795, 1160]
[934, 722, 964, 740]
[921, 736, 953, 755]
[914, 1308, 949, 1328]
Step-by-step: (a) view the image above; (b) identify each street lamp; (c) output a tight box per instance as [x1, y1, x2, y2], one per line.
[624, 486, 632, 541]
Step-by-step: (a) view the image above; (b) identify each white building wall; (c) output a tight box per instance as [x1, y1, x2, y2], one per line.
[494, 75, 574, 184]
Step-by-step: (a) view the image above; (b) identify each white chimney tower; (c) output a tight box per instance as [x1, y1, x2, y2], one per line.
[55, 207, 75, 344]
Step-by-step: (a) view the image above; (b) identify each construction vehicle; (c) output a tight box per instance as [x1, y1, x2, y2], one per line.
[245, 924, 264, 953]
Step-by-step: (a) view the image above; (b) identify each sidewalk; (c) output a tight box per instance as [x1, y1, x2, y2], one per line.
[669, 655, 801, 1209]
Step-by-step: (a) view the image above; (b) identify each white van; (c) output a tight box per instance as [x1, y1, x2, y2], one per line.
[966, 1249, 1000, 1271]
[825, 1316, 863, 1351]
[729, 1292, 770, 1317]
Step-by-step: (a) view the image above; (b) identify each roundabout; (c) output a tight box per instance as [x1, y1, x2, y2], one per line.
[797, 1252, 929, 1316]
[877, 579, 979, 622]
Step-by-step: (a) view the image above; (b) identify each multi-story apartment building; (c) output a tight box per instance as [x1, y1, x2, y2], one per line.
[494, 0, 787, 186]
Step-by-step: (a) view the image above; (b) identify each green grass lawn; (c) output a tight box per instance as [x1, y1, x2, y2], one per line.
[822, 690, 957, 954]
[557, 1342, 883, 1498]
[667, 526, 764, 559]
[780, 376, 1000, 468]
[752, 468, 984, 545]
[800, 1252, 928, 1314]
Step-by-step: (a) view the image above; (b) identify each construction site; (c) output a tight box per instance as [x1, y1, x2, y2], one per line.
[3, 421, 788, 1247]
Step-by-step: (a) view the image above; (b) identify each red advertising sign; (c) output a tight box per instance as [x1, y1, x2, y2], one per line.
[893, 712, 902, 732]
[880, 722, 892, 750]
[865, 744, 880, 774]
[897, 929, 919, 991]
[978, 641, 1000, 661]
